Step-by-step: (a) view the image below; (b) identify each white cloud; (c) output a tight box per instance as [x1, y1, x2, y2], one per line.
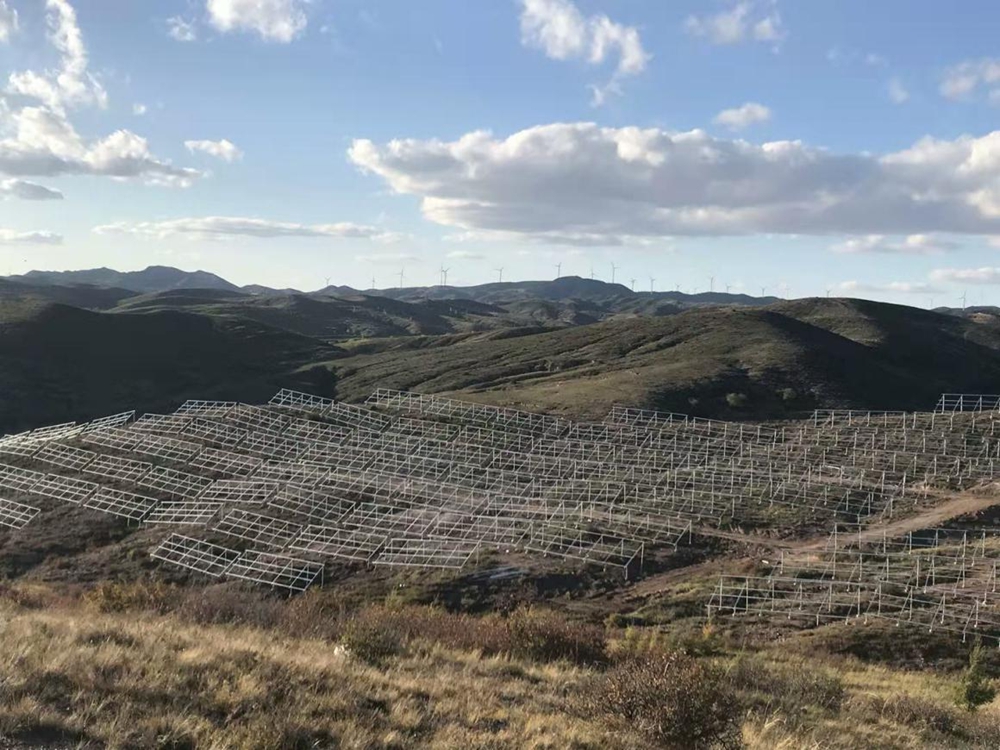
[835, 280, 940, 295]
[0, 178, 63, 200]
[713, 102, 771, 130]
[888, 78, 909, 104]
[206, 0, 308, 43]
[0, 2, 197, 189]
[446, 249, 487, 260]
[184, 138, 243, 162]
[0, 1, 18, 43]
[930, 267, 1000, 285]
[0, 229, 62, 245]
[355, 252, 420, 264]
[518, 0, 648, 104]
[166, 16, 197, 42]
[132, 103, 147, 116]
[0, 106, 201, 186]
[831, 234, 958, 255]
[940, 58, 1000, 101]
[685, 2, 785, 47]
[349, 123, 1000, 244]
[92, 216, 393, 241]
[7, 0, 107, 113]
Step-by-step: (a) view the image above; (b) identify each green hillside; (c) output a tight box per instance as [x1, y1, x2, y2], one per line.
[329, 299, 1000, 419]
[0, 303, 339, 432]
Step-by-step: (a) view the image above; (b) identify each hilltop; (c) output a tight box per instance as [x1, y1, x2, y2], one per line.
[1, 290, 999, 430]
[329, 297, 1000, 419]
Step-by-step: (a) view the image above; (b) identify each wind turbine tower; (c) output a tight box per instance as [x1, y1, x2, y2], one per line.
[495, 267, 504, 283]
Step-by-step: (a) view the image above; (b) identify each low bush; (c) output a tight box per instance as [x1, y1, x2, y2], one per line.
[848, 692, 959, 736]
[339, 615, 403, 666]
[176, 584, 283, 628]
[581, 650, 743, 749]
[83, 580, 179, 614]
[504, 607, 607, 666]
[727, 653, 844, 716]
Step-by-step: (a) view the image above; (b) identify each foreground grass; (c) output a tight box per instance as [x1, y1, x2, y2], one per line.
[0, 598, 633, 749]
[1, 585, 1000, 749]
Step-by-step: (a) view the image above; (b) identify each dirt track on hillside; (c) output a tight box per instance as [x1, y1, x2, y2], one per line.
[625, 489, 1000, 602]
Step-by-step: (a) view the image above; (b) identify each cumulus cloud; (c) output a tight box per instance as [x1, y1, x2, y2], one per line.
[0, 178, 63, 200]
[184, 139, 243, 162]
[835, 280, 940, 295]
[831, 234, 958, 255]
[92, 216, 392, 241]
[940, 58, 1000, 101]
[888, 78, 909, 104]
[713, 102, 771, 130]
[685, 1, 785, 47]
[132, 103, 147, 116]
[348, 123, 1000, 244]
[0, 2, 198, 189]
[0, 229, 62, 245]
[518, 0, 649, 105]
[206, 0, 308, 43]
[930, 267, 1000, 285]
[0, 1, 18, 43]
[0, 106, 200, 186]
[166, 16, 197, 42]
[7, 0, 107, 113]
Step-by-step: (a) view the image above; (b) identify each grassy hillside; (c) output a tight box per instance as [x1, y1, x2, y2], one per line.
[330, 299, 1000, 419]
[0, 583, 997, 749]
[0, 303, 339, 432]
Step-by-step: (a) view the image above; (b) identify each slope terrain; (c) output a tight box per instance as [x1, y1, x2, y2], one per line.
[0, 303, 339, 432]
[330, 298, 1000, 419]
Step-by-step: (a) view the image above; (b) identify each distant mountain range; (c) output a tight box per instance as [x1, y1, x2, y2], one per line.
[8, 266, 240, 294]
[2, 265, 1000, 430]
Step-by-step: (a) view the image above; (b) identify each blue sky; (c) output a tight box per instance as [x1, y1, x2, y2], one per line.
[2, 0, 1000, 305]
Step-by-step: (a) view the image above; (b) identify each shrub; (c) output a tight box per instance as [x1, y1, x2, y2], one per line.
[339, 616, 403, 666]
[83, 580, 179, 614]
[727, 654, 844, 716]
[725, 392, 748, 408]
[582, 650, 743, 749]
[849, 693, 958, 735]
[779, 387, 798, 402]
[959, 637, 996, 712]
[504, 607, 607, 666]
[177, 585, 283, 628]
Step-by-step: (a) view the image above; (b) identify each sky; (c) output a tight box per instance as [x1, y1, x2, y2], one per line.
[2, 0, 1000, 305]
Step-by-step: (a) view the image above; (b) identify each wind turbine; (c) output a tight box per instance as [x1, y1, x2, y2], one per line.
[495, 267, 504, 283]
[649, 277, 655, 293]
[760, 286, 767, 297]
[439, 264, 450, 286]
[398, 268, 405, 289]
[825, 286, 833, 298]
[324, 276, 331, 289]
[630, 278, 637, 292]
[589, 265, 595, 280]
[370, 275, 376, 291]
[960, 291, 968, 311]
[555, 262, 562, 279]
[725, 283, 732, 294]
[708, 275, 715, 293]
[611, 263, 619, 284]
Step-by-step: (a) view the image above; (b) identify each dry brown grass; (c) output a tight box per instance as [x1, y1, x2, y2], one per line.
[2, 582, 1000, 749]
[0, 599, 627, 749]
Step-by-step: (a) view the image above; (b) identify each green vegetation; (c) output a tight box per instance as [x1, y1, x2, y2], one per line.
[960, 638, 997, 712]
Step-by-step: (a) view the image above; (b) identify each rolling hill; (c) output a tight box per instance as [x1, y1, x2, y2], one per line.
[9, 265, 240, 294]
[329, 298, 1000, 419]
[0, 303, 339, 432]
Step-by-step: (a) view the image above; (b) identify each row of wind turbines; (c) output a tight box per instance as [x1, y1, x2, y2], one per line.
[352, 262, 809, 298]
